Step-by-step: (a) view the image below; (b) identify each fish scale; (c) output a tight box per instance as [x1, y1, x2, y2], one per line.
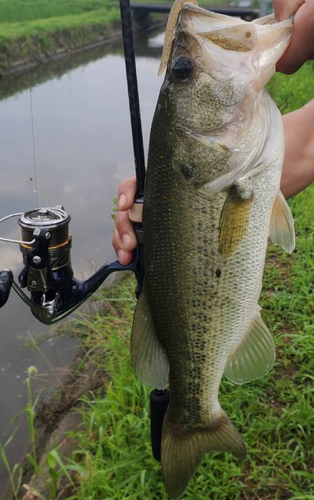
[130, 2, 294, 498]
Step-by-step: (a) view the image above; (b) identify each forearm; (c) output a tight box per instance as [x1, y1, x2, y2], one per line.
[281, 99, 314, 198]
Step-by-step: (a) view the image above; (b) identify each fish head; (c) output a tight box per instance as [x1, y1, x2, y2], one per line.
[161, 4, 292, 135]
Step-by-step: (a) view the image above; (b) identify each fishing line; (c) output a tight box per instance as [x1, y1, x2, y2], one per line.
[28, 68, 39, 208]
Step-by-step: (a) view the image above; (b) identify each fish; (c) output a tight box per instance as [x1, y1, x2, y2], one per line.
[131, 1, 294, 498]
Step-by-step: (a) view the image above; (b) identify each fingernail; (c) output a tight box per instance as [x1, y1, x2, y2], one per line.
[122, 233, 131, 249]
[117, 249, 125, 263]
[119, 194, 127, 209]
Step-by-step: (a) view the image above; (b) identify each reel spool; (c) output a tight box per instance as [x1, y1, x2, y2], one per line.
[18, 206, 73, 293]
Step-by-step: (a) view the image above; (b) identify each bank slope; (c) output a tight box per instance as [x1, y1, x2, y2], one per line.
[0, 9, 121, 75]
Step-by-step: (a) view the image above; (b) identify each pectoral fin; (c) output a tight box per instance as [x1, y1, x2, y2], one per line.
[131, 287, 169, 389]
[224, 307, 275, 384]
[219, 190, 252, 258]
[269, 190, 295, 253]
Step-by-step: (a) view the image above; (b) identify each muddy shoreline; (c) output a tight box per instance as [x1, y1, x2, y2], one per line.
[4, 346, 108, 500]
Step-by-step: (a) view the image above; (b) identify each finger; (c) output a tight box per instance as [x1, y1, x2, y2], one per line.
[112, 227, 134, 265]
[273, 0, 304, 21]
[276, 1, 314, 73]
[115, 211, 138, 251]
[118, 174, 137, 211]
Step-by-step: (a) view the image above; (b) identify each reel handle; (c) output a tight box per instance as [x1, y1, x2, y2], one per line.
[0, 270, 13, 307]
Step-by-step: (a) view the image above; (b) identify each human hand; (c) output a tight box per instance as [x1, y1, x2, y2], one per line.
[112, 174, 138, 265]
[274, 0, 314, 74]
[281, 99, 314, 198]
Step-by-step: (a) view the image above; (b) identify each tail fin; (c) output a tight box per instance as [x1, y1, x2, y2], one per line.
[161, 411, 246, 499]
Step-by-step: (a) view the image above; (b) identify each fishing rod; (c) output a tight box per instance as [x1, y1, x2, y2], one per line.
[0, 0, 168, 462]
[119, 0, 169, 463]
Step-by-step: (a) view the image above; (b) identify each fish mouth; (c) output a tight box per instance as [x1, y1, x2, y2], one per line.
[180, 3, 258, 51]
[177, 4, 259, 86]
[178, 4, 292, 87]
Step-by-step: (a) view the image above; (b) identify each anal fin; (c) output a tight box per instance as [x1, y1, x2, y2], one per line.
[224, 306, 275, 384]
[269, 190, 295, 253]
[131, 287, 169, 389]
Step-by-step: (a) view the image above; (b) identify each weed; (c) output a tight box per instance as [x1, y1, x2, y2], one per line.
[2, 47, 314, 500]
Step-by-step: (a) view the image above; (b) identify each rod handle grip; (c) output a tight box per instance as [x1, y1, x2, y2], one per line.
[150, 389, 170, 462]
[0, 270, 13, 307]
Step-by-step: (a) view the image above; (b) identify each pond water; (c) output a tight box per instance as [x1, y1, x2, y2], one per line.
[0, 29, 163, 494]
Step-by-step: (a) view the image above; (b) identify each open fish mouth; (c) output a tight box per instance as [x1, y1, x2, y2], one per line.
[160, 0, 292, 90]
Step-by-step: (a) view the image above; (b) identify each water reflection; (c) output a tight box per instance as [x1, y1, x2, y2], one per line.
[0, 30, 163, 495]
[0, 32, 162, 102]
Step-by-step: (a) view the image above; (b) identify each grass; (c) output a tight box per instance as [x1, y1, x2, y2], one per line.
[0, 8, 121, 71]
[57, 63, 313, 500]
[0, 1, 117, 24]
[60, 251, 314, 500]
[0, 0, 121, 73]
[0, 0, 228, 25]
[0, 0, 230, 25]
[4, 65, 314, 500]
[0, 10, 120, 41]
[11, 63, 312, 500]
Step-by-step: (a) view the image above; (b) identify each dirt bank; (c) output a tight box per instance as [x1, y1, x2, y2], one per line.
[0, 13, 166, 77]
[0, 22, 122, 77]
[4, 346, 108, 500]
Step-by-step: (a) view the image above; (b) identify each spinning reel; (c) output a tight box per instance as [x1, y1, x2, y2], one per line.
[0, 205, 143, 325]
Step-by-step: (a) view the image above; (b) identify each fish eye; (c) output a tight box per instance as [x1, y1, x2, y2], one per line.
[172, 57, 193, 82]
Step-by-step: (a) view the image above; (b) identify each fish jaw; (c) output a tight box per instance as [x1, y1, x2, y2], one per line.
[157, 6, 292, 195]
[178, 4, 293, 90]
[164, 4, 292, 137]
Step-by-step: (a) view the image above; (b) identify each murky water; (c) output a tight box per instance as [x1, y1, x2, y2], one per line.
[0, 30, 163, 494]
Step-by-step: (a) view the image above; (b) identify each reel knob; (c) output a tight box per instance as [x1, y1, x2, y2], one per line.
[0, 270, 13, 307]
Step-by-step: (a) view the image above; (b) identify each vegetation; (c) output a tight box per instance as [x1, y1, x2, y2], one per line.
[0, 0, 122, 74]
[0, 9, 121, 73]
[58, 154, 314, 500]
[0, 1, 116, 24]
[0, 0, 229, 25]
[2, 46, 314, 500]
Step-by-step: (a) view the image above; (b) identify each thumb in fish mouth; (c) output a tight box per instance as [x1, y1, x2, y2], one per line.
[172, 2, 293, 90]
[273, 0, 305, 21]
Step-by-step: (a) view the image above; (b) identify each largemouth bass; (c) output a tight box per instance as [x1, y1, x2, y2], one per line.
[131, 2, 294, 497]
